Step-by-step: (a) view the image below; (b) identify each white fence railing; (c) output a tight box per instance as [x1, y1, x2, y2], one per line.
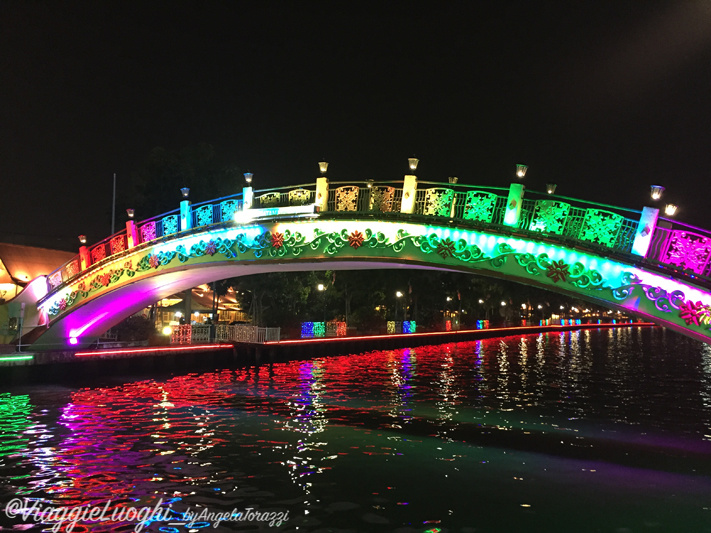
[171, 324, 280, 345]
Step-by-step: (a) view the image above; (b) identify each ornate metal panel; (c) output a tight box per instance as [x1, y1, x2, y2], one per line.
[48, 271, 63, 289]
[90, 245, 106, 264]
[195, 204, 214, 227]
[463, 190, 497, 222]
[529, 200, 571, 235]
[220, 200, 238, 222]
[578, 209, 623, 248]
[63, 259, 80, 280]
[110, 235, 126, 255]
[335, 186, 359, 211]
[288, 188, 312, 205]
[369, 186, 395, 212]
[660, 230, 711, 274]
[191, 325, 210, 343]
[258, 192, 281, 207]
[162, 215, 179, 236]
[423, 188, 455, 217]
[140, 221, 157, 243]
[170, 324, 192, 345]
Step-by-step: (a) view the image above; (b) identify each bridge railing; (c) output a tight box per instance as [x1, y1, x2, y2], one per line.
[171, 324, 281, 344]
[646, 218, 711, 280]
[43, 178, 711, 297]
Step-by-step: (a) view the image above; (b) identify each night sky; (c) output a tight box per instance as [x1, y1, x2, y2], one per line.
[3, 1, 711, 249]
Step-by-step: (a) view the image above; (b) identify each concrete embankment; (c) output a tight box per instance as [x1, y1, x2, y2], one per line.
[0, 323, 654, 385]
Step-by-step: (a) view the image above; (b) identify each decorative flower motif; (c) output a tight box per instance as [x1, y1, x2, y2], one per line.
[149, 255, 160, 269]
[272, 232, 284, 249]
[546, 259, 570, 283]
[348, 231, 364, 249]
[77, 282, 86, 292]
[58, 299, 67, 311]
[99, 273, 111, 287]
[123, 260, 133, 270]
[205, 240, 217, 255]
[699, 305, 711, 326]
[679, 300, 709, 326]
[436, 238, 456, 259]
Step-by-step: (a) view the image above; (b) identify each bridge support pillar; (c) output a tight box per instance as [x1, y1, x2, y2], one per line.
[503, 183, 525, 227]
[401, 175, 418, 214]
[632, 206, 660, 257]
[79, 246, 90, 270]
[180, 200, 192, 231]
[126, 220, 138, 248]
[243, 186, 253, 210]
[316, 177, 329, 212]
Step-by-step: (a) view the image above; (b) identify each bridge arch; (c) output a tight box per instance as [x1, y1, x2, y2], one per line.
[6, 177, 711, 348]
[27, 212, 711, 349]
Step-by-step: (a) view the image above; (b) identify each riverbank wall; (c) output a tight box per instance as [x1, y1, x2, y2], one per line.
[0, 323, 655, 385]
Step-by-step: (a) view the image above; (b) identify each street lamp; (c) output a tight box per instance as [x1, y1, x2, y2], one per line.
[546, 183, 557, 194]
[244, 172, 253, 184]
[516, 164, 528, 178]
[664, 203, 678, 216]
[317, 283, 326, 323]
[180, 187, 190, 198]
[408, 157, 419, 171]
[78, 235, 87, 244]
[650, 185, 665, 200]
[126, 208, 135, 219]
[318, 161, 329, 175]
[448, 176, 458, 184]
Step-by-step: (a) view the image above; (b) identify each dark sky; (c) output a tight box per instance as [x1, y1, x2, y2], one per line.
[2, 1, 711, 249]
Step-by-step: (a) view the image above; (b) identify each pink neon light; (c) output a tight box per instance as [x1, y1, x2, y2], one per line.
[69, 337, 78, 345]
[75, 344, 234, 357]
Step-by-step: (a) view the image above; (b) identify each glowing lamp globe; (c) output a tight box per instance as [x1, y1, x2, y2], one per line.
[664, 204, 678, 216]
[516, 164, 528, 178]
[650, 185, 665, 200]
[408, 157, 419, 171]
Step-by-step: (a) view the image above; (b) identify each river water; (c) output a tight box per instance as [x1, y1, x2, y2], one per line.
[1, 327, 710, 532]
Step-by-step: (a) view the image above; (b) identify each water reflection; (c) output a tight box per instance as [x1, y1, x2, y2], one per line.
[0, 327, 710, 532]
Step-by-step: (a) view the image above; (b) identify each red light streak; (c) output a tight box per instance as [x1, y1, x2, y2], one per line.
[75, 344, 234, 357]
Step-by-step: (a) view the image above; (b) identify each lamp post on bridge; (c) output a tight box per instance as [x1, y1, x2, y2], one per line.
[317, 283, 326, 324]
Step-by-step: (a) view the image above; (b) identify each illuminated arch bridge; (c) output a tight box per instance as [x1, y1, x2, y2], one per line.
[6, 175, 711, 349]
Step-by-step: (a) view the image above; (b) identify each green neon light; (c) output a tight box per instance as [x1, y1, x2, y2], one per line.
[0, 355, 34, 362]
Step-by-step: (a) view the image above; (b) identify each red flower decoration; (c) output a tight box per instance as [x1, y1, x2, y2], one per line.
[149, 255, 160, 269]
[679, 300, 706, 326]
[436, 238, 456, 259]
[348, 231, 364, 249]
[77, 282, 86, 292]
[546, 259, 569, 283]
[205, 240, 217, 255]
[272, 232, 284, 249]
[58, 299, 67, 311]
[99, 273, 111, 286]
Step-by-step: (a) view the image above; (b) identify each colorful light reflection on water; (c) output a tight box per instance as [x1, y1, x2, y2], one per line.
[1, 327, 711, 532]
